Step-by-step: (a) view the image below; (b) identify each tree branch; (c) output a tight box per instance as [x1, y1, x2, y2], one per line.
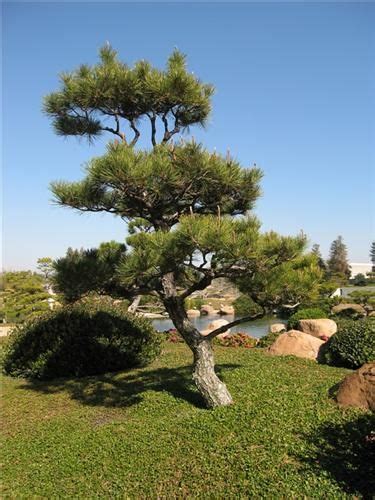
[204, 309, 266, 340]
[148, 113, 157, 147]
[129, 120, 140, 146]
[180, 272, 214, 300]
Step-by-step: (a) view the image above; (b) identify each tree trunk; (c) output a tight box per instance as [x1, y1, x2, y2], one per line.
[161, 274, 233, 408]
[191, 339, 233, 408]
[127, 295, 141, 314]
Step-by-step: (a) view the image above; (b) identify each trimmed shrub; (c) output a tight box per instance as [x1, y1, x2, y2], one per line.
[320, 319, 375, 369]
[3, 298, 161, 379]
[257, 331, 281, 349]
[287, 308, 327, 330]
[215, 333, 257, 348]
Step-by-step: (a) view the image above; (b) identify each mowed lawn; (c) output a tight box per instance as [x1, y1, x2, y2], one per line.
[1, 341, 374, 498]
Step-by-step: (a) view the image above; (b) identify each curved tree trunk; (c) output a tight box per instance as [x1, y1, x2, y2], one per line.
[161, 275, 233, 408]
[191, 339, 233, 408]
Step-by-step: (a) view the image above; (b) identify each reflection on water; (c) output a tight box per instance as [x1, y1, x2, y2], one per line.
[152, 314, 286, 339]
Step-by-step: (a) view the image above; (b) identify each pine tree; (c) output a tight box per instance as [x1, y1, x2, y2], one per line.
[37, 257, 54, 282]
[45, 46, 321, 408]
[370, 241, 375, 272]
[311, 244, 326, 272]
[327, 236, 351, 280]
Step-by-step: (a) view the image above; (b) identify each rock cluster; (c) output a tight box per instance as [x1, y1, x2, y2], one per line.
[267, 318, 338, 361]
[268, 330, 325, 360]
[201, 319, 230, 339]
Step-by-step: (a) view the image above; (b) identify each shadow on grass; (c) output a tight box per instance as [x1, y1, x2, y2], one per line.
[298, 415, 375, 498]
[19, 363, 239, 410]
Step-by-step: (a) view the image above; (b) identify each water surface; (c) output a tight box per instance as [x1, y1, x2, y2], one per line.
[152, 314, 285, 339]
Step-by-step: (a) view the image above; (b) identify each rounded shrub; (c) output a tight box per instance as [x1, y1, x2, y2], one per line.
[287, 307, 327, 330]
[320, 319, 375, 369]
[3, 297, 162, 380]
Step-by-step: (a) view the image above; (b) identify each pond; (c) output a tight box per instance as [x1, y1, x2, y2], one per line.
[152, 314, 286, 339]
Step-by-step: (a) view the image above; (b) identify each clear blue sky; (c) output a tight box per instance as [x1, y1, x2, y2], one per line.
[3, 2, 374, 270]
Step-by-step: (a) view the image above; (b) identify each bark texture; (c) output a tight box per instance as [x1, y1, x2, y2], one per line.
[192, 340, 233, 408]
[161, 273, 233, 408]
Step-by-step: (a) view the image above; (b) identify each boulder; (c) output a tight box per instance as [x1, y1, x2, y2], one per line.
[200, 304, 216, 315]
[268, 330, 324, 360]
[331, 303, 366, 316]
[336, 363, 375, 411]
[297, 319, 337, 338]
[270, 323, 286, 334]
[186, 309, 200, 317]
[219, 305, 235, 315]
[201, 319, 230, 339]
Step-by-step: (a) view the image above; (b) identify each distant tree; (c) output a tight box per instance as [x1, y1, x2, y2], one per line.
[1, 272, 50, 323]
[349, 289, 375, 308]
[353, 273, 367, 287]
[53, 241, 127, 303]
[37, 257, 54, 282]
[45, 46, 322, 408]
[370, 241, 375, 272]
[327, 236, 351, 282]
[311, 244, 327, 272]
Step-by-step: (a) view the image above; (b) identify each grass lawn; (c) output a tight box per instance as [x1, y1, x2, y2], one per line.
[1, 340, 374, 498]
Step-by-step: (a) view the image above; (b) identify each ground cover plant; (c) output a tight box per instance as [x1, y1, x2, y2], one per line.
[3, 298, 161, 379]
[1, 342, 373, 498]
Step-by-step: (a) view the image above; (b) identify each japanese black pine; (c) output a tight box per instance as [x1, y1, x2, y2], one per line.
[45, 46, 321, 407]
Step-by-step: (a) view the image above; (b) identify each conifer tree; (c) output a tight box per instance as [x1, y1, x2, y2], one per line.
[327, 236, 351, 280]
[311, 244, 326, 272]
[45, 46, 321, 407]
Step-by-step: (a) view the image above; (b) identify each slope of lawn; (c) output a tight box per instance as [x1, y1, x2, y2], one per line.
[1, 339, 374, 498]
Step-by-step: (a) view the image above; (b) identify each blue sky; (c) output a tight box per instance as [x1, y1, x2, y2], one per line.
[2, 2, 374, 270]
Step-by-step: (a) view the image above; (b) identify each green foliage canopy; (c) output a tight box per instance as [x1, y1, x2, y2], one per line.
[52, 241, 128, 303]
[44, 46, 214, 146]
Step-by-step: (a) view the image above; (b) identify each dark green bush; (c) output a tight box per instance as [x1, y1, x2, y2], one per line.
[257, 331, 282, 349]
[320, 319, 375, 369]
[287, 307, 327, 330]
[3, 298, 161, 379]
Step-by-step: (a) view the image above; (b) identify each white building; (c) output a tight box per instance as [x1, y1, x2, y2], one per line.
[349, 263, 372, 278]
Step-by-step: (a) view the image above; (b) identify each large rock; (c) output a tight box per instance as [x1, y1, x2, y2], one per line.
[201, 319, 230, 339]
[336, 363, 375, 411]
[200, 304, 216, 315]
[219, 305, 234, 315]
[331, 303, 366, 316]
[268, 330, 324, 360]
[297, 319, 337, 338]
[186, 309, 200, 317]
[270, 323, 286, 334]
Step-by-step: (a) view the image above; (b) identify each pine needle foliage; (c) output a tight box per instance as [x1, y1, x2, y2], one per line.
[47, 47, 322, 318]
[44, 45, 214, 146]
[45, 47, 323, 407]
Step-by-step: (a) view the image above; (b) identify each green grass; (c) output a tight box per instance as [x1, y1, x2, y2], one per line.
[1, 340, 374, 498]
